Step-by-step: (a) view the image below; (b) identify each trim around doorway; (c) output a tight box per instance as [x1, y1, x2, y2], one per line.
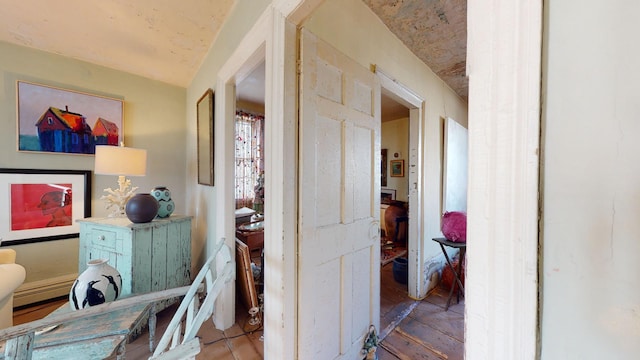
[465, 1, 542, 358]
[216, 7, 299, 360]
[375, 67, 426, 299]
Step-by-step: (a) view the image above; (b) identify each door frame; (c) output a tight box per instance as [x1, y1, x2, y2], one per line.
[285, 0, 542, 357]
[376, 68, 425, 299]
[465, 1, 542, 358]
[214, 10, 270, 331]
[213, 1, 543, 359]
[215, 7, 299, 359]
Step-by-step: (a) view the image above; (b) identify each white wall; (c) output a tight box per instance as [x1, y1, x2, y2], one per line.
[186, 0, 271, 267]
[442, 117, 468, 213]
[541, 1, 640, 358]
[0, 41, 186, 304]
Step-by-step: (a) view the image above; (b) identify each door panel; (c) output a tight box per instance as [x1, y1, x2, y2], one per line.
[352, 125, 374, 219]
[298, 28, 381, 359]
[315, 114, 342, 227]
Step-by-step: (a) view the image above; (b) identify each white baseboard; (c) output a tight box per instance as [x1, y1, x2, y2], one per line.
[14, 273, 78, 307]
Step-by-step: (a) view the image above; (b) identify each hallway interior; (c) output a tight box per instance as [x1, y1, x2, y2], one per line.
[12, 263, 464, 359]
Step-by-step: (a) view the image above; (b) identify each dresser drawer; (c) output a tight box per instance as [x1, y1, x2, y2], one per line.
[89, 228, 118, 250]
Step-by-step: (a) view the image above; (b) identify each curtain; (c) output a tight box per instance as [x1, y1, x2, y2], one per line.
[235, 110, 264, 210]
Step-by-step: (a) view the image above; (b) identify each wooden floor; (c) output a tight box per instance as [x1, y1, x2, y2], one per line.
[378, 262, 464, 360]
[13, 263, 463, 359]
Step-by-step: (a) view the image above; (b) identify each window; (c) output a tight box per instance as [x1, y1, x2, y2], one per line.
[235, 110, 264, 210]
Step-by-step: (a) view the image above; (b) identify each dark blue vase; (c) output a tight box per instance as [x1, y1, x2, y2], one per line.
[125, 193, 159, 223]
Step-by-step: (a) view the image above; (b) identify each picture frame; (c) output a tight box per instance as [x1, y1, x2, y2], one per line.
[235, 238, 259, 311]
[381, 188, 396, 203]
[17, 80, 124, 155]
[0, 168, 91, 246]
[381, 148, 388, 187]
[197, 88, 214, 186]
[390, 159, 404, 177]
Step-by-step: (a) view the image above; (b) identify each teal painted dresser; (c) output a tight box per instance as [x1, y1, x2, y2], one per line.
[77, 215, 192, 297]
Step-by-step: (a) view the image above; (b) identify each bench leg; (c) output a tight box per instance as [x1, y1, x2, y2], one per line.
[149, 303, 157, 352]
[116, 340, 126, 360]
[4, 333, 34, 360]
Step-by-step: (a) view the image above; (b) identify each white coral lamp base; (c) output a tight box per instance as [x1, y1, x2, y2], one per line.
[101, 175, 138, 217]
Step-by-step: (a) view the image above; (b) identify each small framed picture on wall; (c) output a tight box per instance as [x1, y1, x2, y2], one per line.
[390, 159, 404, 177]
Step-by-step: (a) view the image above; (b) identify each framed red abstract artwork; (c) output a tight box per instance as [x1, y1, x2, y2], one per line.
[0, 169, 91, 246]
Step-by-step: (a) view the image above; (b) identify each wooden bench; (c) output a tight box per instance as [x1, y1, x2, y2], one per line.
[30, 301, 152, 359]
[0, 240, 233, 360]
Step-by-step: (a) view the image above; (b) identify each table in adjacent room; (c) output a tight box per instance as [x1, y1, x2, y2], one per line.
[432, 237, 466, 311]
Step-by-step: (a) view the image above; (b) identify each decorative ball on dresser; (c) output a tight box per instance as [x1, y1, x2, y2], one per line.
[151, 186, 175, 218]
[69, 259, 122, 310]
[125, 193, 159, 223]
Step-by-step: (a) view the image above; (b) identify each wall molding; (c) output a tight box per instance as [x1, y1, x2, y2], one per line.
[14, 273, 77, 307]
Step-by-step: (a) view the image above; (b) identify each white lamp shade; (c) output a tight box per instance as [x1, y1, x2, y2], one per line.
[95, 145, 147, 176]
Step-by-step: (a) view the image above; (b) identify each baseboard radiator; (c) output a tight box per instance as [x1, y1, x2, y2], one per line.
[423, 253, 447, 296]
[13, 273, 78, 307]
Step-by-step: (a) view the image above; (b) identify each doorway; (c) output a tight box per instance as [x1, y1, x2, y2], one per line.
[212, 14, 269, 332]
[234, 60, 266, 341]
[376, 70, 426, 341]
[376, 68, 426, 300]
[213, 2, 541, 358]
[379, 90, 413, 339]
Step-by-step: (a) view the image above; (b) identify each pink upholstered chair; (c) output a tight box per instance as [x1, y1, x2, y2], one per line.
[0, 248, 26, 329]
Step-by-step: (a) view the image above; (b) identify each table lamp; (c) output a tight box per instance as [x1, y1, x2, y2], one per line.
[95, 144, 147, 217]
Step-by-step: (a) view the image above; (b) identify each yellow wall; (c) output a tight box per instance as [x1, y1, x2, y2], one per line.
[382, 118, 410, 202]
[0, 41, 186, 303]
[237, 99, 265, 115]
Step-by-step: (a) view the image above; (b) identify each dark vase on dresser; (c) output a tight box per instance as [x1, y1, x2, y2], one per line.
[383, 201, 408, 246]
[125, 193, 159, 223]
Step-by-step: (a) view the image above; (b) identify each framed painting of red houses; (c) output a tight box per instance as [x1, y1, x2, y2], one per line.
[0, 168, 91, 246]
[16, 81, 124, 155]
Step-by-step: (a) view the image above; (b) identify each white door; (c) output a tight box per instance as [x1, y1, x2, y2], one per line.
[298, 29, 381, 359]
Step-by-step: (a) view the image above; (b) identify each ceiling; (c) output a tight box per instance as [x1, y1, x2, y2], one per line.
[363, 0, 467, 100]
[0, 0, 467, 101]
[0, 0, 235, 87]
